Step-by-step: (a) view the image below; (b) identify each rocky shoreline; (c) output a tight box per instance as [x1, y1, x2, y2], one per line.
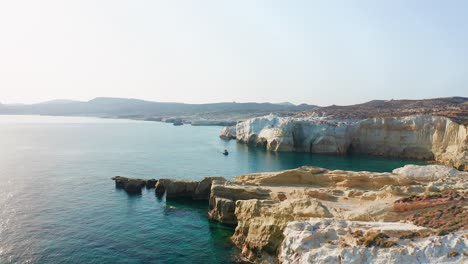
[221, 114, 468, 171]
[112, 165, 468, 263]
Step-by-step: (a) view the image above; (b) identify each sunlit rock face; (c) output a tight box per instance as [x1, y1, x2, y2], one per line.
[351, 116, 467, 167]
[219, 125, 237, 140]
[232, 114, 468, 170]
[218, 165, 468, 263]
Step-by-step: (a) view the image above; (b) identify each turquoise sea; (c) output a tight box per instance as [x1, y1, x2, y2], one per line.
[0, 115, 426, 263]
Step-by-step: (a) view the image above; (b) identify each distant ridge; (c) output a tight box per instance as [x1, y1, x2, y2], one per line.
[0, 97, 319, 119]
[306, 96, 468, 124]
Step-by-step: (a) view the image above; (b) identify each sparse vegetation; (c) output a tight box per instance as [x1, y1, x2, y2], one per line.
[357, 232, 397, 248]
[405, 205, 467, 236]
[399, 231, 421, 240]
[399, 230, 432, 240]
[351, 229, 363, 238]
[302, 97, 468, 124]
[339, 239, 350, 248]
[393, 190, 465, 212]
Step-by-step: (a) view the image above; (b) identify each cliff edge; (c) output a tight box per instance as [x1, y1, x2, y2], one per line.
[228, 114, 467, 170]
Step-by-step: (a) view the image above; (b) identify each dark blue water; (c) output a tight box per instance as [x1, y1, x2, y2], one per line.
[0, 115, 426, 263]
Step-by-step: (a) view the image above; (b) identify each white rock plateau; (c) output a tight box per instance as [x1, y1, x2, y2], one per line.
[281, 218, 467, 264]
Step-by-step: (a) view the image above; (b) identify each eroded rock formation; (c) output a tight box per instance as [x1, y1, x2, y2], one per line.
[219, 125, 237, 139]
[112, 164, 468, 263]
[229, 114, 468, 170]
[155, 177, 227, 200]
[208, 165, 468, 263]
[280, 218, 467, 264]
[112, 176, 157, 194]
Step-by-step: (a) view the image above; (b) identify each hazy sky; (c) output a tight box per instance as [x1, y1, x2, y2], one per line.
[0, 1, 467, 106]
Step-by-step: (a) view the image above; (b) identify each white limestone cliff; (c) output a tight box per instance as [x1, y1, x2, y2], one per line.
[219, 125, 237, 139]
[229, 114, 467, 170]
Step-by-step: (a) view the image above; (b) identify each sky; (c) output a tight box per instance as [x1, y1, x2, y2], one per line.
[0, 0, 467, 106]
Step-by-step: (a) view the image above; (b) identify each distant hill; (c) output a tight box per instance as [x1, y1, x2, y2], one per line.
[277, 102, 295, 106]
[305, 96, 468, 124]
[36, 99, 82, 105]
[0, 97, 319, 120]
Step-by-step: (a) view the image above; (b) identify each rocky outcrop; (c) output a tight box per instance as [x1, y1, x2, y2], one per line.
[280, 218, 467, 264]
[208, 180, 271, 224]
[112, 165, 468, 263]
[208, 197, 237, 225]
[194, 177, 227, 199]
[232, 199, 332, 261]
[112, 176, 157, 194]
[207, 165, 468, 263]
[393, 164, 466, 180]
[219, 125, 237, 139]
[155, 177, 227, 200]
[230, 114, 468, 170]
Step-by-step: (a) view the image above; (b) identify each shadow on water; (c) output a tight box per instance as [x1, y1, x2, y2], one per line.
[164, 198, 239, 262]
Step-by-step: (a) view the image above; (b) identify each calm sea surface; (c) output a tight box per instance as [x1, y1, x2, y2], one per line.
[0, 115, 426, 263]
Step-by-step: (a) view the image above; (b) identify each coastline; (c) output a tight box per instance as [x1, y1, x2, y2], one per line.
[113, 164, 468, 263]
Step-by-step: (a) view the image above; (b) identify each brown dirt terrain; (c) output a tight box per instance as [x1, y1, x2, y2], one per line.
[300, 97, 468, 124]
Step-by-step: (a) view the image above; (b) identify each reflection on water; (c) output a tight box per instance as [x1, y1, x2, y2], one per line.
[225, 141, 426, 173]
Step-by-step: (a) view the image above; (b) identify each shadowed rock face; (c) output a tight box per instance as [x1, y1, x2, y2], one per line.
[208, 180, 271, 225]
[155, 177, 227, 200]
[145, 179, 157, 189]
[231, 114, 468, 170]
[112, 176, 157, 194]
[208, 198, 237, 225]
[155, 179, 198, 198]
